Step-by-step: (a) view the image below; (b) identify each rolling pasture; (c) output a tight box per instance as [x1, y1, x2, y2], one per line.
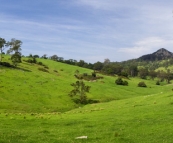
[0, 56, 173, 142]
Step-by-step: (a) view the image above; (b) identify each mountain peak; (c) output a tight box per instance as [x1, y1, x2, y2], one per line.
[138, 48, 173, 61]
[155, 48, 170, 53]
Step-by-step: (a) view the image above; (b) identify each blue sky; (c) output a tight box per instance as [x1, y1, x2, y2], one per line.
[1, 0, 173, 63]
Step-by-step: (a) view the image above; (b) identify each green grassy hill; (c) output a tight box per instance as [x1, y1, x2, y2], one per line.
[1, 56, 173, 142]
[0, 87, 173, 142]
[0, 56, 171, 113]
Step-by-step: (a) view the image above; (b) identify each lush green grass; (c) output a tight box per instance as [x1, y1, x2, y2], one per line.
[1, 56, 170, 113]
[1, 56, 173, 142]
[0, 90, 173, 142]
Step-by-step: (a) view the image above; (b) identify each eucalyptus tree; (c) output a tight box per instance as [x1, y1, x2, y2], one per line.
[7, 38, 22, 54]
[0, 37, 7, 62]
[69, 80, 91, 104]
[7, 38, 22, 66]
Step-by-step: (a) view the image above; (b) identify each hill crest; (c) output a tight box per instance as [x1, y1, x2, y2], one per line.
[137, 48, 173, 61]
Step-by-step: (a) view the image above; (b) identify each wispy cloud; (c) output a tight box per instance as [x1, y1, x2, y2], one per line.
[119, 37, 173, 60]
[1, 0, 173, 63]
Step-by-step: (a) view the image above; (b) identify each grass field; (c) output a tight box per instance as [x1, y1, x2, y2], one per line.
[1, 56, 173, 142]
[0, 56, 170, 113]
[0, 90, 173, 143]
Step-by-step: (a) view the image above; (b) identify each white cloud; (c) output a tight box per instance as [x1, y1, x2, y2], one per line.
[1, 1, 173, 63]
[118, 37, 173, 60]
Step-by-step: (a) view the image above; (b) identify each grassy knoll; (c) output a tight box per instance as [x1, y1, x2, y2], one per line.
[0, 90, 173, 142]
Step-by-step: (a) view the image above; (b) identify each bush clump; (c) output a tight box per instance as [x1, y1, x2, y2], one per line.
[156, 81, 160, 85]
[138, 81, 147, 87]
[23, 57, 37, 64]
[37, 62, 43, 65]
[44, 66, 49, 69]
[54, 70, 58, 73]
[38, 67, 49, 73]
[115, 77, 128, 86]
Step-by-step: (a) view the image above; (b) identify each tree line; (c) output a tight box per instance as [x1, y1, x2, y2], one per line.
[1, 37, 173, 83]
[46, 54, 173, 83]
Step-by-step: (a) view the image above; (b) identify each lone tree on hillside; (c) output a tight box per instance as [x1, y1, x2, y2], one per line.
[7, 38, 22, 66]
[11, 52, 22, 66]
[7, 38, 22, 54]
[69, 80, 91, 104]
[0, 37, 7, 62]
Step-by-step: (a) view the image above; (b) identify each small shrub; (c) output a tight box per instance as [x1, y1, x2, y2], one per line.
[123, 80, 128, 86]
[120, 71, 128, 77]
[138, 81, 147, 87]
[115, 77, 123, 85]
[83, 73, 88, 76]
[37, 62, 43, 65]
[38, 67, 49, 73]
[156, 81, 160, 85]
[26, 59, 33, 63]
[54, 70, 58, 73]
[115, 77, 128, 86]
[92, 72, 96, 77]
[44, 66, 49, 69]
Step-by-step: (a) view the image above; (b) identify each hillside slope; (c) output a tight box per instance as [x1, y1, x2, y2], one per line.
[0, 56, 172, 113]
[1, 89, 173, 142]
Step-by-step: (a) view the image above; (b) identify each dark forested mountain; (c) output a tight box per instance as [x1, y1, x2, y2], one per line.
[137, 48, 173, 61]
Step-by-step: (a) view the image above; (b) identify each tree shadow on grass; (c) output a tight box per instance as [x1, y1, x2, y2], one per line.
[0, 62, 31, 72]
[15, 66, 32, 72]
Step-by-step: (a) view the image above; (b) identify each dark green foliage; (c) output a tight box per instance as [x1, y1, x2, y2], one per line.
[75, 71, 103, 81]
[24, 57, 37, 64]
[102, 63, 123, 75]
[41, 54, 48, 59]
[115, 77, 123, 85]
[115, 77, 128, 86]
[138, 81, 147, 87]
[156, 81, 160, 85]
[123, 80, 128, 86]
[137, 48, 173, 61]
[77, 60, 85, 67]
[0, 37, 7, 62]
[69, 80, 91, 104]
[83, 73, 88, 76]
[0, 62, 13, 67]
[120, 71, 128, 77]
[44, 66, 49, 69]
[37, 61, 43, 65]
[50, 55, 58, 61]
[138, 68, 148, 79]
[11, 52, 22, 66]
[127, 64, 138, 77]
[24, 59, 33, 63]
[32, 57, 37, 63]
[33, 55, 39, 58]
[53, 70, 58, 73]
[165, 72, 173, 84]
[7, 38, 22, 54]
[93, 61, 103, 71]
[92, 72, 96, 77]
[38, 67, 49, 73]
[149, 70, 157, 80]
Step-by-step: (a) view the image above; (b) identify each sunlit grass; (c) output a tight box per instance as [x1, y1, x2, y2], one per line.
[1, 91, 173, 142]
